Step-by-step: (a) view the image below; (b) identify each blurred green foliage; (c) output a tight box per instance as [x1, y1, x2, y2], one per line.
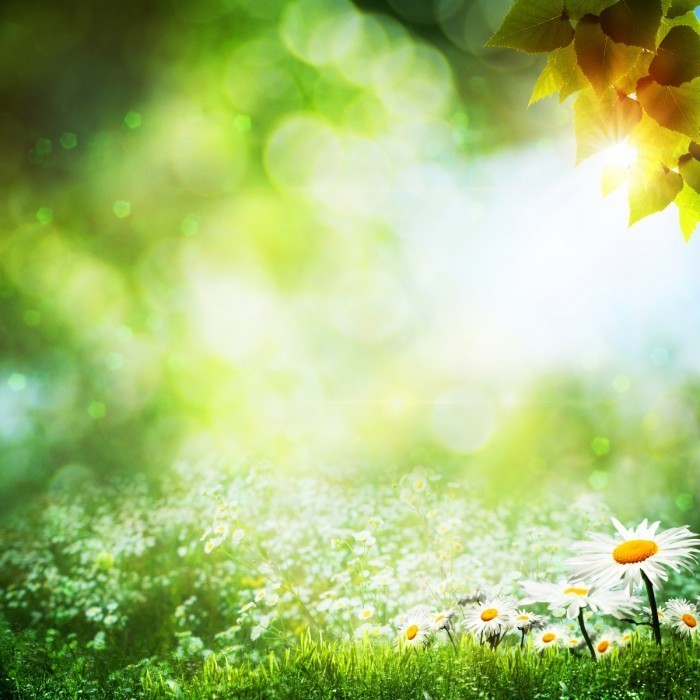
[0, 0, 697, 523]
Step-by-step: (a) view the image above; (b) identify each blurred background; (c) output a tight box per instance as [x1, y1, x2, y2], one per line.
[2, 0, 700, 520]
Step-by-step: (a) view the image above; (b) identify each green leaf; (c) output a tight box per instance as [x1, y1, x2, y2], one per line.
[615, 50, 655, 94]
[548, 43, 590, 101]
[529, 60, 562, 104]
[574, 87, 643, 162]
[487, 0, 575, 53]
[666, 0, 700, 19]
[575, 15, 643, 93]
[658, 7, 700, 40]
[631, 113, 691, 173]
[676, 182, 700, 239]
[679, 152, 700, 190]
[636, 75, 700, 138]
[600, 0, 663, 50]
[649, 25, 700, 85]
[566, 0, 617, 18]
[629, 163, 683, 224]
[602, 162, 630, 195]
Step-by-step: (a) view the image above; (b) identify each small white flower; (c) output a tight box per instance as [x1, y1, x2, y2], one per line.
[533, 626, 563, 652]
[512, 610, 545, 633]
[664, 598, 700, 638]
[432, 608, 456, 632]
[464, 597, 517, 639]
[86, 607, 102, 621]
[594, 629, 619, 656]
[353, 530, 376, 547]
[358, 605, 375, 621]
[412, 477, 427, 493]
[396, 606, 433, 650]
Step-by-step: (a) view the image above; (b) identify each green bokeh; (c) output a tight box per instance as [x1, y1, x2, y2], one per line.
[0, 0, 697, 530]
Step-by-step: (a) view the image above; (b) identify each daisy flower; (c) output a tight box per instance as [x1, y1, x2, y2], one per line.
[458, 588, 487, 606]
[521, 579, 638, 620]
[594, 629, 618, 657]
[464, 596, 517, 641]
[396, 606, 433, 650]
[664, 599, 700, 639]
[567, 518, 700, 594]
[432, 608, 456, 632]
[512, 610, 545, 633]
[565, 634, 582, 649]
[358, 605, 375, 621]
[568, 518, 699, 645]
[619, 630, 634, 646]
[533, 626, 563, 652]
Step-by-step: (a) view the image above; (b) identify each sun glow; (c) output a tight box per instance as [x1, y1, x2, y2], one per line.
[603, 140, 638, 170]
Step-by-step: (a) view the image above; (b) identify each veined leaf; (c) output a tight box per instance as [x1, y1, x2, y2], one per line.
[649, 26, 700, 85]
[628, 163, 683, 224]
[565, 0, 617, 18]
[636, 75, 700, 138]
[600, 0, 663, 50]
[487, 0, 575, 53]
[550, 43, 590, 100]
[575, 15, 642, 93]
[602, 162, 630, 196]
[615, 50, 655, 94]
[530, 60, 562, 104]
[631, 112, 691, 173]
[658, 7, 700, 40]
[574, 87, 643, 162]
[666, 0, 700, 19]
[676, 182, 700, 239]
[679, 152, 700, 191]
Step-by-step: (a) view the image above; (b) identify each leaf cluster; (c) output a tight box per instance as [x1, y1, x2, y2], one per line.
[489, 0, 700, 238]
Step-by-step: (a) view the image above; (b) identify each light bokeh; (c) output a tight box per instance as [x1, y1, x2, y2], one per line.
[1, 0, 699, 519]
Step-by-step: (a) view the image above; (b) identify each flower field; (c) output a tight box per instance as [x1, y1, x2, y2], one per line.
[5, 0, 700, 697]
[2, 464, 700, 698]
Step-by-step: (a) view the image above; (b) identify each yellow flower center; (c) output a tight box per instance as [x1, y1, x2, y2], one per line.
[597, 640, 610, 653]
[362, 610, 372, 618]
[563, 587, 588, 596]
[542, 632, 555, 643]
[612, 539, 659, 564]
[406, 624, 419, 640]
[480, 608, 498, 622]
[517, 615, 529, 621]
[435, 615, 445, 623]
[682, 613, 697, 628]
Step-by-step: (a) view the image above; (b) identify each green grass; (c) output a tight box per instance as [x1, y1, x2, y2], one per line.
[4, 628, 700, 700]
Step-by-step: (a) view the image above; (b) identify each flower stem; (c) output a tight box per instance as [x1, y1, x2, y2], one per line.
[445, 628, 459, 656]
[641, 570, 662, 645]
[577, 608, 596, 662]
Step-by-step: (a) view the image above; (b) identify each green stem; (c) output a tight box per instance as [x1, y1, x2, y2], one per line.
[445, 628, 459, 656]
[642, 570, 662, 645]
[577, 608, 596, 662]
